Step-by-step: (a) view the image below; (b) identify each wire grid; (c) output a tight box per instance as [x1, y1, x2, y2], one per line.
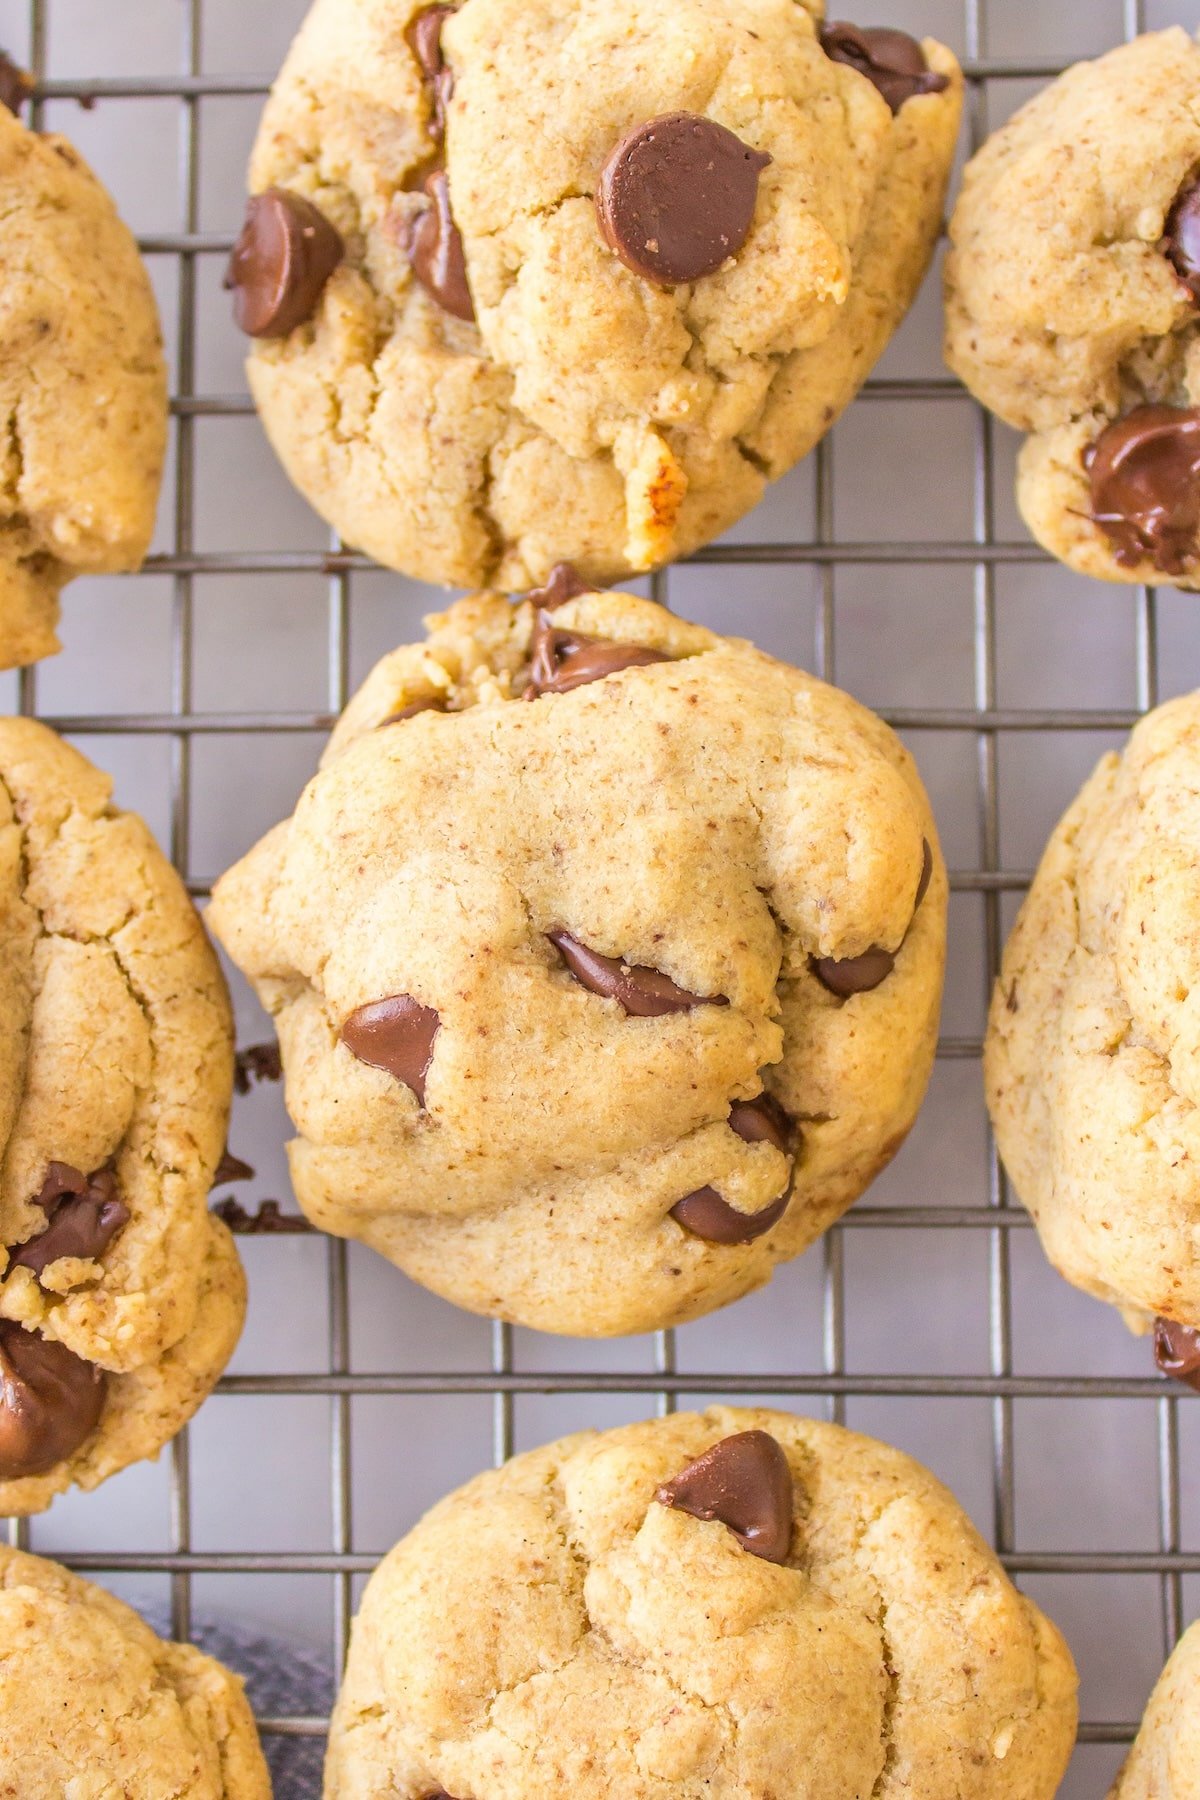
[2, 0, 1196, 1787]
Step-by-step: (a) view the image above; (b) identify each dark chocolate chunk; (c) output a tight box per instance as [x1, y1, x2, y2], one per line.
[1154, 1316, 1200, 1392]
[225, 187, 344, 339]
[213, 1149, 255, 1186]
[341, 994, 442, 1104]
[0, 1321, 106, 1480]
[7, 1164, 129, 1281]
[671, 1185, 790, 1244]
[408, 4, 457, 142]
[381, 696, 448, 726]
[812, 944, 896, 998]
[402, 168, 475, 321]
[596, 111, 770, 285]
[526, 614, 669, 697]
[657, 1429, 793, 1563]
[548, 931, 729, 1018]
[0, 50, 33, 115]
[819, 22, 949, 113]
[1087, 404, 1200, 575]
[212, 1198, 314, 1235]
[235, 1041, 283, 1094]
[1165, 177, 1200, 301]
[728, 1092, 793, 1156]
[523, 563, 592, 612]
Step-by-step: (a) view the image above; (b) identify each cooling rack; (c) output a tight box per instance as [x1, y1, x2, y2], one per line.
[2, 0, 1199, 1794]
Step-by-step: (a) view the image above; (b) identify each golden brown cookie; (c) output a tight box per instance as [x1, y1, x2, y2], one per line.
[209, 585, 946, 1336]
[1110, 1621, 1200, 1797]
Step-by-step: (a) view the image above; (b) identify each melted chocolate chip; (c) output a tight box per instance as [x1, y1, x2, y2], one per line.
[524, 563, 592, 612]
[0, 1321, 106, 1480]
[1165, 178, 1200, 301]
[819, 22, 949, 113]
[729, 1092, 793, 1156]
[548, 931, 729, 1018]
[1087, 405, 1200, 575]
[381, 696, 448, 726]
[671, 1185, 789, 1245]
[7, 1164, 129, 1281]
[408, 4, 456, 143]
[402, 169, 475, 321]
[1154, 1317, 1200, 1392]
[225, 188, 344, 339]
[0, 50, 33, 115]
[657, 1430, 793, 1563]
[525, 612, 669, 697]
[341, 994, 441, 1104]
[813, 837, 934, 998]
[597, 111, 771, 285]
[213, 1149, 255, 1186]
[235, 1041, 283, 1094]
[212, 1198, 314, 1235]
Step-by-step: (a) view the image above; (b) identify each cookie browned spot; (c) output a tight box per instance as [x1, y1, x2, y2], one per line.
[657, 1429, 793, 1564]
[596, 111, 771, 285]
[1154, 1316, 1200, 1391]
[407, 3, 457, 143]
[0, 49, 33, 115]
[341, 994, 441, 1104]
[381, 696, 448, 726]
[548, 930, 728, 1018]
[813, 836, 933, 997]
[7, 1163, 130, 1281]
[402, 169, 475, 321]
[1165, 177, 1200, 300]
[1086, 404, 1200, 574]
[671, 1185, 790, 1245]
[523, 562, 592, 612]
[819, 21, 949, 113]
[226, 187, 344, 338]
[526, 613, 669, 697]
[0, 1321, 106, 1480]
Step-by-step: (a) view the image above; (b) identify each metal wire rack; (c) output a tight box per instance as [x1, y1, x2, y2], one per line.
[3, 0, 1198, 1793]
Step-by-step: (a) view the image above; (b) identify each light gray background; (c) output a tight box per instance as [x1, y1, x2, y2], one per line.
[2, 1, 1199, 1793]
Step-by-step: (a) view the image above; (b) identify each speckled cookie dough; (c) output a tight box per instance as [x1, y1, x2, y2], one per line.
[324, 1407, 1078, 1799]
[945, 28, 1200, 589]
[985, 694, 1200, 1383]
[0, 719, 244, 1515]
[0, 97, 168, 671]
[230, 0, 961, 589]
[0, 1544, 271, 1798]
[1110, 1622, 1200, 1797]
[209, 584, 946, 1337]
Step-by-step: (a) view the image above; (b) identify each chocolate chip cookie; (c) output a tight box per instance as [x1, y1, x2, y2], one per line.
[231, 0, 960, 590]
[985, 695, 1200, 1373]
[208, 584, 946, 1336]
[1110, 1622, 1200, 1797]
[0, 719, 244, 1514]
[325, 1407, 1078, 1798]
[0, 1543, 270, 1797]
[0, 92, 168, 670]
[945, 28, 1200, 588]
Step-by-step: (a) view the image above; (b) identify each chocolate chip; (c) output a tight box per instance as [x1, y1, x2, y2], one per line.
[213, 1149, 255, 1186]
[596, 111, 771, 285]
[819, 22, 949, 113]
[1154, 1317, 1200, 1391]
[526, 614, 669, 697]
[523, 563, 592, 612]
[1165, 178, 1200, 301]
[729, 1092, 793, 1156]
[408, 4, 456, 143]
[381, 696, 448, 726]
[813, 945, 896, 998]
[341, 994, 441, 1104]
[235, 1041, 283, 1094]
[212, 1198, 314, 1235]
[7, 1164, 129, 1281]
[0, 50, 33, 116]
[1087, 404, 1200, 575]
[0, 1321, 106, 1480]
[402, 168, 475, 321]
[225, 188, 344, 339]
[671, 1185, 790, 1244]
[657, 1429, 793, 1563]
[548, 931, 729, 1018]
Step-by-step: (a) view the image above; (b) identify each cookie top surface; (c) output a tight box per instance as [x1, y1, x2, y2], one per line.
[1110, 1621, 1200, 1797]
[0, 1544, 270, 1797]
[208, 588, 945, 1336]
[0, 104, 168, 670]
[325, 1407, 1078, 1799]
[985, 692, 1200, 1330]
[0, 718, 242, 1511]
[944, 28, 1200, 586]
[238, 0, 960, 588]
